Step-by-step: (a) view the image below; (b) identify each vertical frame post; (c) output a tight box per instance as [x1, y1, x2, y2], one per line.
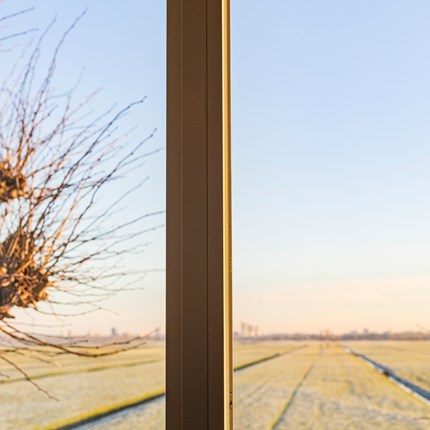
[166, 0, 232, 429]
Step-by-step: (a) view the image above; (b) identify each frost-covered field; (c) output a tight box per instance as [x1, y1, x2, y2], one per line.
[273, 344, 430, 430]
[0, 341, 296, 429]
[0, 344, 166, 430]
[1, 341, 430, 429]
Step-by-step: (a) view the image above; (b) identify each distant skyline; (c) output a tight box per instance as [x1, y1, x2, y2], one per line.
[4, 1, 430, 335]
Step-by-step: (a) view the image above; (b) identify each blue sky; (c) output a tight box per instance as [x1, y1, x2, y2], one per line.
[232, 0, 430, 333]
[3, 1, 430, 334]
[2, 1, 167, 336]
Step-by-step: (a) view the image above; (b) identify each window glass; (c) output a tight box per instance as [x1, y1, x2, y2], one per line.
[232, 2, 430, 428]
[0, 2, 166, 429]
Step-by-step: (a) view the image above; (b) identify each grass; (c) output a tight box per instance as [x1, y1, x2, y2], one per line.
[272, 344, 430, 430]
[0, 347, 166, 430]
[234, 345, 317, 429]
[235, 345, 306, 372]
[38, 389, 165, 430]
[3, 341, 430, 429]
[269, 356, 317, 429]
[0, 358, 160, 385]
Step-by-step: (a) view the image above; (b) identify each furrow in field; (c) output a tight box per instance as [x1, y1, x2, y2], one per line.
[0, 346, 165, 382]
[0, 358, 161, 385]
[270, 348, 321, 429]
[235, 344, 305, 372]
[233, 345, 317, 430]
[51, 390, 165, 430]
[233, 342, 302, 369]
[76, 397, 165, 430]
[274, 344, 430, 430]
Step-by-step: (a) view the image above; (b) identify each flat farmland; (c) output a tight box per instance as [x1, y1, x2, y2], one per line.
[0, 341, 297, 429]
[272, 344, 430, 430]
[1, 341, 430, 429]
[0, 344, 166, 430]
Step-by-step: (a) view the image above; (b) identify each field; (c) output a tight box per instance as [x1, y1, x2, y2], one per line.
[1, 341, 430, 429]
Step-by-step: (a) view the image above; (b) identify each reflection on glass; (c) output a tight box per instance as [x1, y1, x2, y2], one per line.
[232, 1, 430, 428]
[0, 2, 166, 429]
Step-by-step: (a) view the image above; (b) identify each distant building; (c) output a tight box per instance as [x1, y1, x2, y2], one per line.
[240, 322, 260, 338]
[111, 327, 117, 337]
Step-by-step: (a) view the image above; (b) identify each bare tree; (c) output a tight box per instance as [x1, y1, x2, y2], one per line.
[0, 7, 163, 395]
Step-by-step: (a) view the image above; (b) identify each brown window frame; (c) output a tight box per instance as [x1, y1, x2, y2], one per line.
[166, 0, 233, 429]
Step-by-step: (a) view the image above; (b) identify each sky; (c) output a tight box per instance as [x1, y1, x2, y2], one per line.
[231, 0, 430, 334]
[3, 1, 430, 335]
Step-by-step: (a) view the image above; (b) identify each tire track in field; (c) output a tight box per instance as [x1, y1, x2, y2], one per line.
[234, 346, 309, 407]
[0, 358, 161, 385]
[270, 346, 323, 429]
[235, 344, 306, 373]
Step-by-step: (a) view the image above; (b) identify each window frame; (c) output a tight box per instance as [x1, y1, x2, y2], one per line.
[166, 0, 233, 429]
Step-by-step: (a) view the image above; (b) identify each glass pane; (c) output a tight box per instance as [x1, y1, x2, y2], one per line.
[0, 2, 166, 429]
[232, 1, 430, 428]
